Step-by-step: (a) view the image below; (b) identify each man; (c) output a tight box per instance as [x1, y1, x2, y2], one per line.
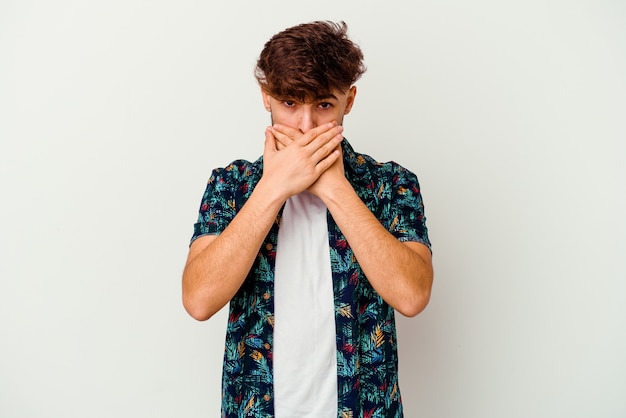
[183, 21, 433, 417]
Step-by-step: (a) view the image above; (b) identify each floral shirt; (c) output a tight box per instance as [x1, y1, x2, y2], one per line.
[191, 139, 430, 418]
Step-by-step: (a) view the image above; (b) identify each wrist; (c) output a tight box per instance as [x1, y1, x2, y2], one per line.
[254, 177, 289, 210]
[317, 177, 353, 207]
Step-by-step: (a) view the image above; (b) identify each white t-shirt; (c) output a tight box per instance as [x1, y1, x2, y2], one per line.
[273, 191, 337, 417]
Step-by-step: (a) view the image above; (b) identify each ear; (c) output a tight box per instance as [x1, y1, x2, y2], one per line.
[343, 86, 357, 115]
[261, 88, 272, 112]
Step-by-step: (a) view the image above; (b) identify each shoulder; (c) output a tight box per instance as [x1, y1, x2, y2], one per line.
[204, 156, 263, 194]
[343, 140, 420, 188]
[208, 157, 262, 182]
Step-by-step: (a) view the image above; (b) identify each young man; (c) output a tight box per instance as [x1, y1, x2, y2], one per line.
[183, 21, 433, 417]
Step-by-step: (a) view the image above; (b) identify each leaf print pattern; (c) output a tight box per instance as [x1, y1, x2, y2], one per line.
[371, 325, 385, 348]
[191, 139, 430, 417]
[338, 303, 354, 318]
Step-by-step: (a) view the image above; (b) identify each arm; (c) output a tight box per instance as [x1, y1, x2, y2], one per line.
[182, 123, 344, 321]
[182, 183, 284, 321]
[271, 124, 433, 317]
[320, 179, 433, 317]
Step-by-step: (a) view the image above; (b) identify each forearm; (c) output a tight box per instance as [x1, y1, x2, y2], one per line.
[322, 180, 433, 317]
[182, 124, 344, 320]
[182, 179, 285, 320]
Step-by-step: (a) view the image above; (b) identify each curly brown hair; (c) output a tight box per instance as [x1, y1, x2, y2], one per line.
[255, 21, 366, 102]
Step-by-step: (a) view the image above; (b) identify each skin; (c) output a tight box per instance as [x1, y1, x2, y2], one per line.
[182, 86, 433, 321]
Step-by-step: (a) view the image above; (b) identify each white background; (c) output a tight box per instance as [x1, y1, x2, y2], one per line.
[1, 1, 625, 417]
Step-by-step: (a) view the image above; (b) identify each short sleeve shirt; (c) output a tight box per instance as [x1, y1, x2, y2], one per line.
[191, 139, 430, 417]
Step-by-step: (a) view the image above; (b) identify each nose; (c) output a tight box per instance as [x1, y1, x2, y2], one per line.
[298, 107, 315, 133]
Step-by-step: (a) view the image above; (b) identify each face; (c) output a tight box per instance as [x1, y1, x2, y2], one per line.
[261, 86, 357, 133]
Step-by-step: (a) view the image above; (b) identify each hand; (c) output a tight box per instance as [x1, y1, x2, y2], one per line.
[306, 142, 347, 200]
[270, 124, 348, 201]
[260, 122, 344, 201]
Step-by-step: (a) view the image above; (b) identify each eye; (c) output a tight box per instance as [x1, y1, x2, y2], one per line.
[318, 102, 333, 109]
[283, 100, 296, 107]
